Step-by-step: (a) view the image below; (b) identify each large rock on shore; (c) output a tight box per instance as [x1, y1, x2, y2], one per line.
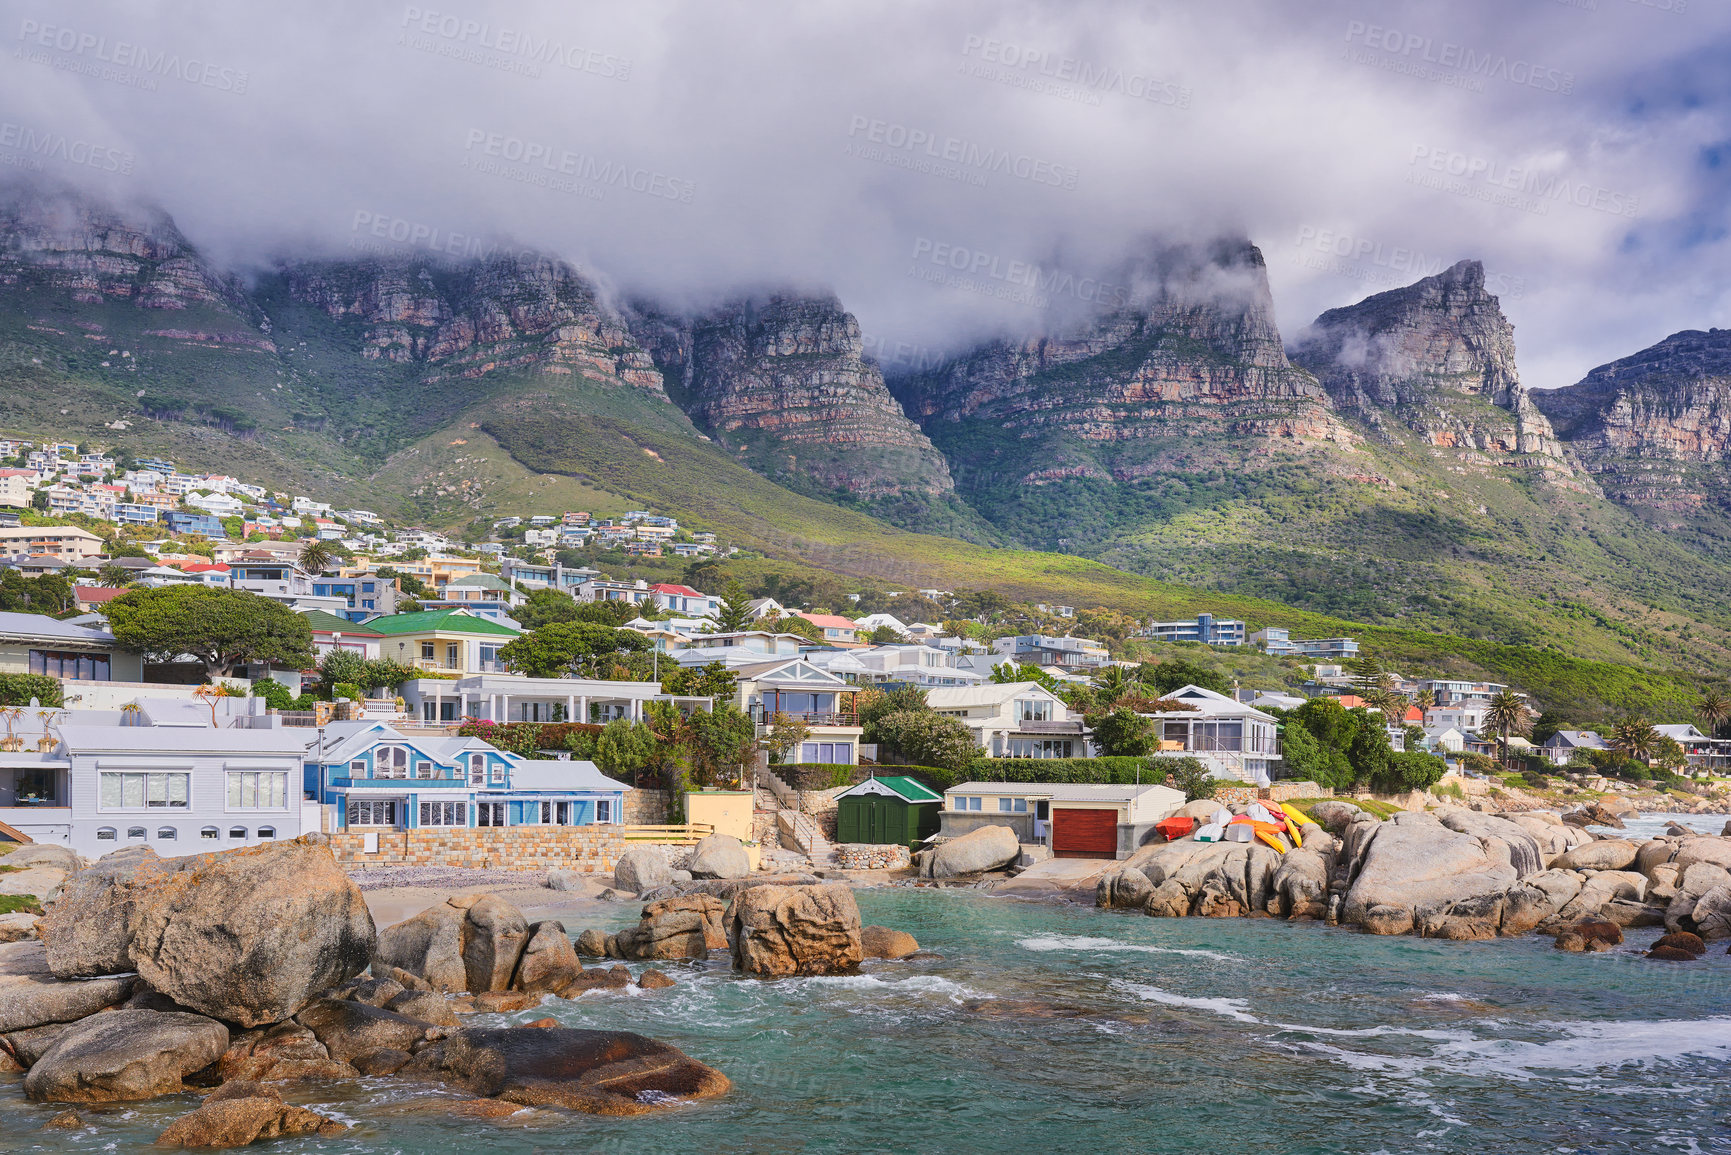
[1553, 839, 1639, 872]
[688, 834, 751, 880]
[404, 1026, 730, 1114]
[1342, 813, 1518, 935]
[1132, 841, 1283, 919]
[1096, 867, 1154, 911]
[459, 896, 529, 993]
[156, 1084, 346, 1148]
[37, 846, 162, 978]
[376, 894, 533, 994]
[512, 921, 582, 993]
[1433, 810, 1546, 878]
[1270, 837, 1338, 918]
[23, 1009, 228, 1102]
[294, 999, 443, 1063]
[727, 884, 862, 977]
[1674, 837, 1731, 873]
[613, 896, 729, 961]
[614, 847, 674, 895]
[920, 825, 1020, 878]
[123, 840, 374, 1028]
[0, 941, 134, 1034]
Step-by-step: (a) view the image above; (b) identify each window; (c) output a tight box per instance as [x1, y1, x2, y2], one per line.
[476, 802, 506, 827]
[490, 758, 504, 786]
[470, 754, 485, 787]
[1016, 699, 1052, 723]
[421, 642, 435, 660]
[445, 643, 459, 668]
[376, 748, 408, 779]
[1007, 738, 1073, 759]
[157, 827, 176, 840]
[799, 742, 853, 764]
[349, 800, 397, 826]
[350, 760, 366, 779]
[419, 801, 466, 826]
[956, 796, 982, 811]
[257, 827, 275, 839]
[13, 767, 56, 803]
[96, 827, 116, 841]
[996, 797, 1028, 813]
[595, 799, 612, 823]
[29, 649, 110, 681]
[415, 761, 434, 780]
[229, 826, 247, 839]
[228, 772, 288, 810]
[201, 826, 220, 839]
[100, 772, 189, 810]
[127, 826, 146, 840]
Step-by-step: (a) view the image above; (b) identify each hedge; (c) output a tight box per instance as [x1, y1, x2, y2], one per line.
[885, 756, 1198, 793]
[776, 763, 869, 791]
[0, 674, 62, 708]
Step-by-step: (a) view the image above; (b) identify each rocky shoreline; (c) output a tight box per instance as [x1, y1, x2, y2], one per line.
[1093, 799, 1731, 951]
[0, 833, 927, 1145]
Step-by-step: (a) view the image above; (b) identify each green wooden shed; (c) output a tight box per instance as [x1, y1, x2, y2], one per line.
[834, 775, 944, 848]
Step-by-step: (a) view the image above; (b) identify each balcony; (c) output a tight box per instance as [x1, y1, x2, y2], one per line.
[1013, 719, 1084, 735]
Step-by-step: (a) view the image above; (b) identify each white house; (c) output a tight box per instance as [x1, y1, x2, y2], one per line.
[1424, 725, 1469, 754]
[1138, 684, 1280, 786]
[854, 613, 909, 636]
[926, 681, 1084, 759]
[940, 781, 1184, 859]
[0, 703, 313, 859]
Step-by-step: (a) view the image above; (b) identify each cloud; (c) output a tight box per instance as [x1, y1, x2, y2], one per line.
[1, 0, 1727, 388]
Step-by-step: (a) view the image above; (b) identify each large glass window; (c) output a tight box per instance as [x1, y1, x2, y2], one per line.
[99, 772, 189, 809]
[476, 801, 506, 826]
[13, 768, 56, 803]
[349, 799, 397, 826]
[1016, 699, 1052, 722]
[227, 771, 288, 810]
[376, 748, 408, 779]
[469, 754, 485, 787]
[29, 649, 110, 680]
[1007, 738, 1073, 759]
[419, 801, 466, 826]
[799, 741, 853, 764]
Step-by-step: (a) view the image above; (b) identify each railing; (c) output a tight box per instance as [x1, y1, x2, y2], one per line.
[757, 712, 858, 728]
[758, 764, 796, 807]
[620, 823, 715, 845]
[1015, 719, 1084, 734]
[778, 810, 824, 855]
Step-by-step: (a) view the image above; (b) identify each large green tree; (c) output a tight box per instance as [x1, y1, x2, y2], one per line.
[105, 587, 314, 676]
[687, 705, 759, 788]
[713, 579, 756, 632]
[1140, 659, 1231, 697]
[497, 621, 651, 678]
[872, 709, 979, 772]
[1088, 707, 1155, 756]
[515, 588, 585, 630]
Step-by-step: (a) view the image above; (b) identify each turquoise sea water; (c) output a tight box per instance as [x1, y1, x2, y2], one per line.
[5, 887, 1731, 1154]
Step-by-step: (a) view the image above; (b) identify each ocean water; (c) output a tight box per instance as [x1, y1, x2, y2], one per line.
[1611, 810, 1725, 841]
[5, 888, 1731, 1154]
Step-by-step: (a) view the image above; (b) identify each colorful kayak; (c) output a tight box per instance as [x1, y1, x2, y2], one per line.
[1254, 829, 1292, 853]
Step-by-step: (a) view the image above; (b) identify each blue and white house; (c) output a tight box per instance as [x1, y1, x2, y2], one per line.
[306, 721, 631, 831]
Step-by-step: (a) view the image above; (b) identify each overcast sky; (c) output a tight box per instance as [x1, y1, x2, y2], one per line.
[3, 0, 1727, 389]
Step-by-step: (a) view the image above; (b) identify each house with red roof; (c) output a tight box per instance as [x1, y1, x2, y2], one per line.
[649, 582, 722, 618]
[797, 612, 863, 647]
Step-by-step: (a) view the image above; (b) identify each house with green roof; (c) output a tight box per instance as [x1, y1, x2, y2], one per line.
[301, 609, 385, 662]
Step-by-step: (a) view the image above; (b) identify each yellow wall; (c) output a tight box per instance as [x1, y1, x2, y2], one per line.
[686, 790, 754, 842]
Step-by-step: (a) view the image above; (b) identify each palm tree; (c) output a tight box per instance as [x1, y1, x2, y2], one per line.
[1484, 690, 1534, 768]
[1412, 688, 1436, 717]
[1611, 716, 1660, 767]
[96, 562, 132, 589]
[299, 538, 336, 576]
[1698, 687, 1731, 739]
[1094, 665, 1135, 706]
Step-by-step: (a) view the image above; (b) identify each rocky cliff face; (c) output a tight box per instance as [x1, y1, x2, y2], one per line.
[282, 255, 664, 393]
[1288, 260, 1578, 478]
[0, 183, 265, 340]
[1534, 328, 1731, 513]
[628, 294, 955, 499]
[895, 240, 1346, 487]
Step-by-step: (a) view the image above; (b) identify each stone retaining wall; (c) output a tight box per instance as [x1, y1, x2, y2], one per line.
[626, 789, 669, 824]
[834, 843, 910, 870]
[329, 826, 625, 873]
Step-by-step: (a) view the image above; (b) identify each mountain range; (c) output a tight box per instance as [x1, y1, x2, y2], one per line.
[4, 178, 1731, 706]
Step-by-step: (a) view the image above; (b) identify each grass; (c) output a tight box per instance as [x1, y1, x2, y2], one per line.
[0, 894, 42, 916]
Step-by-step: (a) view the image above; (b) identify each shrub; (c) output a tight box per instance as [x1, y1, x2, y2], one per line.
[331, 682, 364, 704]
[872, 710, 980, 773]
[249, 678, 295, 710]
[778, 763, 865, 790]
[1162, 757, 1217, 801]
[0, 674, 63, 707]
[1368, 751, 1448, 794]
[1433, 780, 1465, 801]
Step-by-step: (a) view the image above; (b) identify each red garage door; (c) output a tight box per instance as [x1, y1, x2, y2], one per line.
[1052, 807, 1118, 858]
